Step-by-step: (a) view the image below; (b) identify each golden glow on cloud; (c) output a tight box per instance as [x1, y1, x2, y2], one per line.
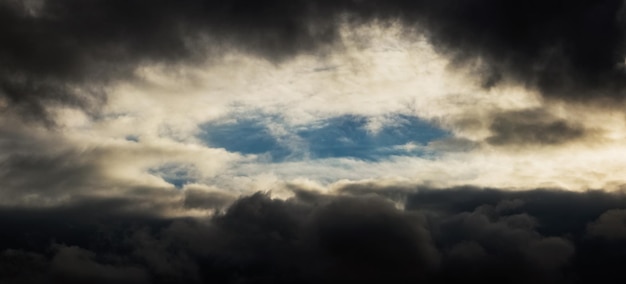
[3, 22, 626, 210]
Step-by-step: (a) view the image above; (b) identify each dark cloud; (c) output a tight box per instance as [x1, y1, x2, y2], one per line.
[3, 188, 626, 283]
[0, 249, 48, 284]
[49, 245, 150, 284]
[587, 209, 626, 240]
[1, 0, 626, 122]
[416, 0, 626, 101]
[426, 137, 479, 152]
[0, 0, 341, 122]
[0, 151, 101, 197]
[183, 188, 237, 210]
[485, 109, 590, 146]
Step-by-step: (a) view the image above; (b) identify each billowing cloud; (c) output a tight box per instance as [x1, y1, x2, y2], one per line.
[587, 209, 626, 240]
[3, 1, 626, 282]
[1, 0, 625, 123]
[2, 187, 626, 283]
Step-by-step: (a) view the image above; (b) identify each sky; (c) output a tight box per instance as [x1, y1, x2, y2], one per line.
[2, 0, 626, 283]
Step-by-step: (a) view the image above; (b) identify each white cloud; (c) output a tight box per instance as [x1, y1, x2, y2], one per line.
[4, 21, 626, 212]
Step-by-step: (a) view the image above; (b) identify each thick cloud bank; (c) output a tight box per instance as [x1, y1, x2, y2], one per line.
[2, 0, 626, 122]
[2, 187, 626, 283]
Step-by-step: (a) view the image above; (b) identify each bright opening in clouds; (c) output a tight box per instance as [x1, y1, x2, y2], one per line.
[3, 1, 626, 283]
[200, 114, 449, 162]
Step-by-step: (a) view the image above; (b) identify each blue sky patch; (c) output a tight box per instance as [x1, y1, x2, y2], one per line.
[148, 163, 196, 189]
[296, 115, 448, 160]
[125, 135, 140, 142]
[199, 115, 449, 162]
[199, 118, 291, 161]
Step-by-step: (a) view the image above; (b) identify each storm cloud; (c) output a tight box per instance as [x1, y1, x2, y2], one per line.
[3, 1, 626, 283]
[2, 187, 626, 283]
[1, 0, 626, 122]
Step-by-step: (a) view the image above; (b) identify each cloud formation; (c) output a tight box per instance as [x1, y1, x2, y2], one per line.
[486, 109, 589, 146]
[1, 0, 625, 123]
[3, 2, 626, 282]
[2, 187, 626, 283]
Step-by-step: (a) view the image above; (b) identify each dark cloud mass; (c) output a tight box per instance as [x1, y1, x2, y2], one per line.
[4, 1, 626, 283]
[2, 188, 626, 283]
[1, 0, 626, 122]
[486, 109, 589, 146]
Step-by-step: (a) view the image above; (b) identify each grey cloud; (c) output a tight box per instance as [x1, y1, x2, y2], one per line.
[0, 151, 101, 197]
[426, 137, 479, 152]
[4, 188, 626, 283]
[0, 245, 150, 284]
[1, 0, 626, 123]
[0, 127, 186, 207]
[526, 237, 575, 270]
[434, 204, 574, 281]
[486, 109, 590, 146]
[0, 0, 341, 122]
[495, 198, 525, 213]
[128, 227, 201, 283]
[49, 245, 149, 284]
[183, 188, 237, 210]
[587, 209, 626, 240]
[0, 249, 48, 284]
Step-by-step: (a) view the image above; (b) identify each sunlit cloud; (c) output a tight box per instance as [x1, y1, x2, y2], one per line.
[2, 1, 626, 282]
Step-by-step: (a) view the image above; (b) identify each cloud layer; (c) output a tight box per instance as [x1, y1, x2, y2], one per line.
[3, 1, 626, 282]
[3, 187, 626, 283]
[2, 0, 626, 122]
